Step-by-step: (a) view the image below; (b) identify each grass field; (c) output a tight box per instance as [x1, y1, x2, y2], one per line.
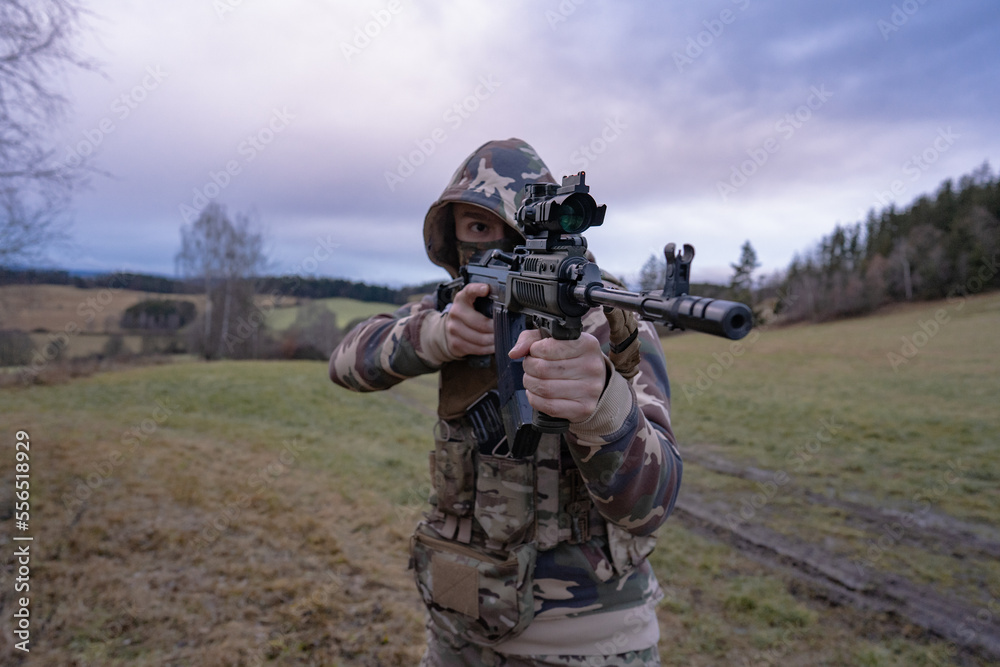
[0, 285, 204, 336]
[0, 285, 398, 361]
[0, 292, 997, 665]
[264, 298, 400, 332]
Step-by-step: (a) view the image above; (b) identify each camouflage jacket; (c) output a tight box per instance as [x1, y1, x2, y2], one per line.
[329, 295, 682, 624]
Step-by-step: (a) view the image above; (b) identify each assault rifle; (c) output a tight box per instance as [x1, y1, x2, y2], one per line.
[437, 172, 752, 458]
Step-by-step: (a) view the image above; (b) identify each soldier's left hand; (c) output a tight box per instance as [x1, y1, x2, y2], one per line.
[508, 330, 608, 423]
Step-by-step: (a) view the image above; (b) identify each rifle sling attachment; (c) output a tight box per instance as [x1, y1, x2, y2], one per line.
[608, 327, 639, 355]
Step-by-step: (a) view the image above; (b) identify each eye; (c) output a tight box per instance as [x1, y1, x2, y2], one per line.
[453, 205, 506, 243]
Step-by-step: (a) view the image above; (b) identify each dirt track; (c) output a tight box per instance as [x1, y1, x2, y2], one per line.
[676, 449, 1000, 665]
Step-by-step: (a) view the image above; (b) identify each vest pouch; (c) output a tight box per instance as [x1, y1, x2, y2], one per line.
[410, 523, 537, 646]
[432, 424, 476, 517]
[474, 453, 535, 548]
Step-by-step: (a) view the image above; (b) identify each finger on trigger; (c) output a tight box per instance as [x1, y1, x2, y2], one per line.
[509, 329, 542, 359]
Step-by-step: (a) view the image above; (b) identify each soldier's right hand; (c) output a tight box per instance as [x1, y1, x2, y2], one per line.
[445, 283, 494, 357]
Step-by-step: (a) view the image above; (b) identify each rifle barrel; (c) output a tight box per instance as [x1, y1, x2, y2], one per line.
[577, 285, 753, 340]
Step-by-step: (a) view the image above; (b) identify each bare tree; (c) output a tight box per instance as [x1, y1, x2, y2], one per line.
[637, 252, 665, 291]
[176, 203, 226, 351]
[215, 209, 266, 358]
[175, 203, 268, 359]
[0, 0, 97, 265]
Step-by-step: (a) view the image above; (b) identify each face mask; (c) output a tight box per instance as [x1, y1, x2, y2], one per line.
[457, 238, 517, 266]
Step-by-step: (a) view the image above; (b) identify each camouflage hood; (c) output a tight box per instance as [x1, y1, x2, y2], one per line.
[424, 138, 557, 278]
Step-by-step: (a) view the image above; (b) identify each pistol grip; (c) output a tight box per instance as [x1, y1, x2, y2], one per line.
[532, 411, 569, 434]
[525, 328, 571, 434]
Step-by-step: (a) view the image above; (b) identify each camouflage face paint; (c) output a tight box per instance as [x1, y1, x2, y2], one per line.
[457, 238, 517, 267]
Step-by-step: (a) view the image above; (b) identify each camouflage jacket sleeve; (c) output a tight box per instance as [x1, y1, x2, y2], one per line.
[567, 310, 681, 537]
[329, 294, 456, 392]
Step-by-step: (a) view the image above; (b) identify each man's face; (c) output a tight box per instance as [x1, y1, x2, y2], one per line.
[453, 203, 508, 243]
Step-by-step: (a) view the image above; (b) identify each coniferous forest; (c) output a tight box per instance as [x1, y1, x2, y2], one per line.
[775, 161, 999, 322]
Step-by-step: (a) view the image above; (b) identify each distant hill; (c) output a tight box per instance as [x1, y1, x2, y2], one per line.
[0, 268, 439, 305]
[0, 268, 199, 295]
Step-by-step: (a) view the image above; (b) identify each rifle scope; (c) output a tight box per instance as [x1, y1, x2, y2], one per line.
[516, 173, 606, 237]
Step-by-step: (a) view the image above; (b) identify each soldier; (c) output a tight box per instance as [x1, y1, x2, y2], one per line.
[329, 138, 682, 666]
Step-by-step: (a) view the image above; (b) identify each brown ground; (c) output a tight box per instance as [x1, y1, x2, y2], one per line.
[0, 420, 427, 666]
[1, 359, 993, 665]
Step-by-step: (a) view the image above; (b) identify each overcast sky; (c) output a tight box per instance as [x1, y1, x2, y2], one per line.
[42, 0, 1000, 287]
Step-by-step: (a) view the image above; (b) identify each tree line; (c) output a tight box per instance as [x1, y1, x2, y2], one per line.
[776, 161, 999, 322]
[0, 266, 427, 304]
[632, 161, 999, 325]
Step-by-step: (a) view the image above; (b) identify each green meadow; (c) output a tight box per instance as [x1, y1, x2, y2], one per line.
[265, 297, 400, 332]
[1, 292, 997, 665]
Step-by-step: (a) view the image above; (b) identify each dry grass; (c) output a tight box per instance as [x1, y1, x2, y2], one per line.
[0, 285, 202, 335]
[1, 293, 997, 665]
[0, 361, 430, 666]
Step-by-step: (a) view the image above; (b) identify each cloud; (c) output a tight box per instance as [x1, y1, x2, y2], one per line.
[40, 0, 1000, 288]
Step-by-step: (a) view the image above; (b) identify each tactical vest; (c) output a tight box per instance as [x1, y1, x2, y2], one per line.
[409, 354, 656, 646]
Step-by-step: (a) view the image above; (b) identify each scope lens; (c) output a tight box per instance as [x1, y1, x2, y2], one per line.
[558, 196, 590, 233]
